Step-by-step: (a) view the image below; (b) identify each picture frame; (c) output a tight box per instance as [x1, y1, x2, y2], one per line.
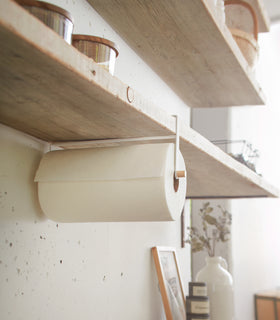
[152, 246, 186, 320]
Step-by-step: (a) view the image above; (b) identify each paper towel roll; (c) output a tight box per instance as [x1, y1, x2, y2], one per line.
[34, 143, 187, 222]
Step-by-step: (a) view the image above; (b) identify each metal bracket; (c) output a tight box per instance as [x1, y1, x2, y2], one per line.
[52, 115, 186, 179]
[173, 115, 186, 179]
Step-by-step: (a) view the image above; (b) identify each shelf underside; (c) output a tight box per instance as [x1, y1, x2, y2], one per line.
[0, 0, 278, 198]
[88, 0, 265, 108]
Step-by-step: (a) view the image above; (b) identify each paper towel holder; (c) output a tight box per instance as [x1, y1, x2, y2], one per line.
[52, 115, 186, 183]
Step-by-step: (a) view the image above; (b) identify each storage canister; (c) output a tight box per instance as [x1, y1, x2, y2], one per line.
[187, 314, 210, 320]
[72, 35, 119, 75]
[225, 0, 259, 69]
[189, 282, 208, 297]
[186, 296, 210, 315]
[15, 0, 73, 44]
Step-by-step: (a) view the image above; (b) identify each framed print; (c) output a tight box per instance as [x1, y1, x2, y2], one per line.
[152, 246, 186, 320]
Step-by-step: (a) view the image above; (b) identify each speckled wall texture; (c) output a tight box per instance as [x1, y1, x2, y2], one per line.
[0, 0, 191, 318]
[0, 125, 191, 319]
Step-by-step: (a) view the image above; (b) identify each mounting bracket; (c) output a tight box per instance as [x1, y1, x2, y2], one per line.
[52, 115, 186, 179]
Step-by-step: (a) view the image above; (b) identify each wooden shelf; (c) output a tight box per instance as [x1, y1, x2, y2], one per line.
[88, 0, 266, 108]
[0, 0, 278, 198]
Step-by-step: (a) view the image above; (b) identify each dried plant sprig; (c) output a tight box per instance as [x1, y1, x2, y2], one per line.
[186, 202, 232, 257]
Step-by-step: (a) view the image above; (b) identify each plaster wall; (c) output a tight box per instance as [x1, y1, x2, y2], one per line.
[0, 0, 191, 319]
[190, 21, 280, 320]
[230, 22, 280, 320]
[190, 107, 232, 279]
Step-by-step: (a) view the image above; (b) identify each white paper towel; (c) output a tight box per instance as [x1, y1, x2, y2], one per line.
[34, 143, 187, 222]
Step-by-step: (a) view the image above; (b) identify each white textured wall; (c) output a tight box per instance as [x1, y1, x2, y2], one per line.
[230, 22, 280, 320]
[190, 107, 232, 279]
[190, 20, 280, 320]
[0, 126, 189, 320]
[0, 0, 191, 319]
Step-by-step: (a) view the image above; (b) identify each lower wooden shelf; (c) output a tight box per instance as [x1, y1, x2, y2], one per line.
[0, 0, 278, 198]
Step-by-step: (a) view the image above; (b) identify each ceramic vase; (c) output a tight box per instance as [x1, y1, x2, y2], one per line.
[195, 256, 234, 320]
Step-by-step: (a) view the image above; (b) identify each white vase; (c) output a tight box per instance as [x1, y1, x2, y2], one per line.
[195, 256, 234, 320]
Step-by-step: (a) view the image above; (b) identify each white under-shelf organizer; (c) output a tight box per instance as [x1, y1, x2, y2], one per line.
[53, 115, 185, 179]
[0, 0, 279, 205]
[35, 117, 187, 223]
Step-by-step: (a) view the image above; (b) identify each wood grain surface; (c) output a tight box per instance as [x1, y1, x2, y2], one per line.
[0, 0, 278, 198]
[88, 0, 265, 107]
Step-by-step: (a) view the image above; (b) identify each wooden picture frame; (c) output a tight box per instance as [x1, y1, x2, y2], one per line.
[152, 246, 186, 320]
[255, 292, 280, 320]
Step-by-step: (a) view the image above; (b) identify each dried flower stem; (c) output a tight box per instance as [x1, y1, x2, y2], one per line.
[186, 202, 232, 257]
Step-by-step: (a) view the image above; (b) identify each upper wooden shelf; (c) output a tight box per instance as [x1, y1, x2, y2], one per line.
[0, 0, 278, 198]
[88, 0, 266, 108]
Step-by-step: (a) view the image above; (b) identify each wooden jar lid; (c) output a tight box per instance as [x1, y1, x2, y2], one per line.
[14, 0, 73, 23]
[72, 35, 119, 57]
